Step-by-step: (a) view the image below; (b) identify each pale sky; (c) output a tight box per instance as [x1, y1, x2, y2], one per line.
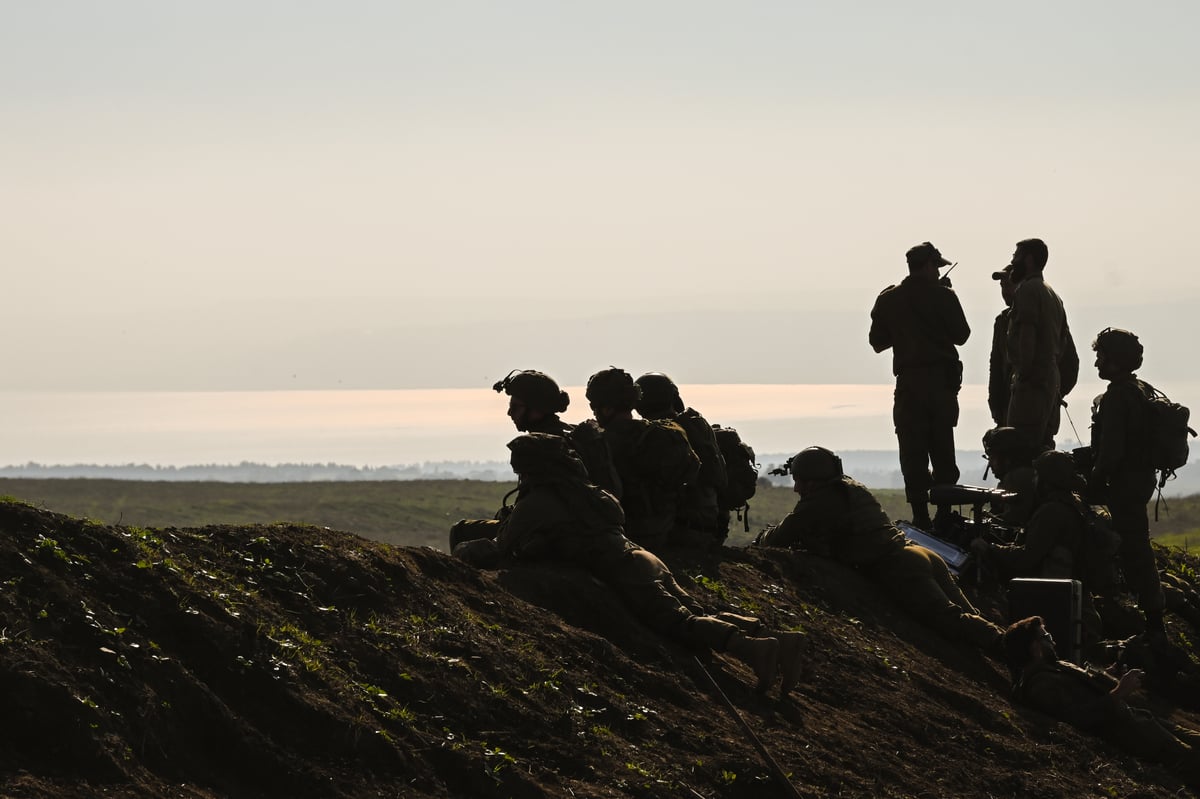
[5, 1, 1199, 397]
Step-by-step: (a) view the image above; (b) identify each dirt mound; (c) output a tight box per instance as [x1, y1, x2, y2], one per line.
[2, 498, 1199, 798]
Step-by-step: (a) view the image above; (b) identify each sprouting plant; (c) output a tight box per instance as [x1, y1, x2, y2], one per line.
[719, 770, 738, 785]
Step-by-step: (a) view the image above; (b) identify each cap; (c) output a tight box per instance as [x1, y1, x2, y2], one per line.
[906, 242, 952, 270]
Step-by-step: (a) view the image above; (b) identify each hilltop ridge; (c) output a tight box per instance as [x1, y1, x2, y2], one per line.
[2, 499, 1200, 798]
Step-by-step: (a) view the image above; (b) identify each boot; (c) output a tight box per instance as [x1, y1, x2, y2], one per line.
[715, 612, 763, 635]
[910, 502, 932, 531]
[727, 632, 779, 692]
[777, 631, 809, 695]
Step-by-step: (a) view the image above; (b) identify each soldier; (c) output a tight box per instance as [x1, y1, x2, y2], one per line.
[634, 372, 727, 550]
[492, 369, 621, 497]
[453, 433, 808, 694]
[869, 241, 970, 530]
[586, 368, 700, 553]
[971, 450, 1107, 643]
[1001, 615, 1200, 788]
[1004, 238, 1074, 451]
[757, 446, 1003, 652]
[1088, 328, 1167, 638]
[981, 426, 1039, 528]
[988, 265, 1017, 426]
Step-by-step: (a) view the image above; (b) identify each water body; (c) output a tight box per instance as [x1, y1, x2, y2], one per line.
[0, 381, 1123, 467]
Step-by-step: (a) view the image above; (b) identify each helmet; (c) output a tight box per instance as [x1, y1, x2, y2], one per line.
[982, 427, 1035, 460]
[1092, 327, 1144, 372]
[789, 446, 843, 481]
[493, 370, 569, 414]
[585, 368, 641, 409]
[507, 433, 587, 480]
[1033, 450, 1086, 493]
[634, 372, 684, 415]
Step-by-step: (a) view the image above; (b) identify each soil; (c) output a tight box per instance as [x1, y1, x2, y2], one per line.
[3, 498, 1200, 798]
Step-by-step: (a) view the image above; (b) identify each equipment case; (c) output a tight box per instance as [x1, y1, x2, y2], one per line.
[1007, 577, 1083, 664]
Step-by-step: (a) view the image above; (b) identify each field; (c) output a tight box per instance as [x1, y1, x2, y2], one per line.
[4, 477, 1200, 551]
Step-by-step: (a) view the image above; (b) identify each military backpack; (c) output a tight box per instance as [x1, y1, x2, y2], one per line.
[1140, 380, 1197, 488]
[671, 408, 728, 492]
[712, 425, 759, 521]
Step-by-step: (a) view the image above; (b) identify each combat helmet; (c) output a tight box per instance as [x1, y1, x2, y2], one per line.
[1032, 450, 1086, 493]
[983, 427, 1036, 462]
[1092, 327, 1144, 372]
[585, 367, 641, 409]
[493, 370, 570, 414]
[634, 372, 684, 416]
[789, 446, 844, 482]
[507, 433, 587, 480]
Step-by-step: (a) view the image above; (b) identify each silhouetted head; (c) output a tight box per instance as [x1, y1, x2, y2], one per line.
[1010, 238, 1048, 281]
[586, 368, 641, 412]
[1092, 327, 1144, 376]
[634, 372, 684, 418]
[1002, 616, 1055, 672]
[507, 433, 587, 481]
[982, 426, 1037, 475]
[1033, 450, 1086, 494]
[905, 242, 951, 273]
[789, 446, 844, 482]
[493, 370, 570, 431]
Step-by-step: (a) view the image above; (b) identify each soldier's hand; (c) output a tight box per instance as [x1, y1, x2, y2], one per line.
[938, 275, 953, 288]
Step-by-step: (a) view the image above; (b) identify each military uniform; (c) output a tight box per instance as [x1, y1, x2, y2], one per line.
[1091, 376, 1165, 619]
[1005, 274, 1069, 449]
[460, 454, 792, 681]
[667, 407, 727, 548]
[760, 476, 1001, 649]
[988, 306, 1012, 426]
[869, 273, 969, 511]
[1017, 659, 1200, 784]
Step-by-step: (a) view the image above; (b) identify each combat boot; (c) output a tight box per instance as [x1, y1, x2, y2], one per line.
[777, 631, 809, 695]
[727, 632, 779, 692]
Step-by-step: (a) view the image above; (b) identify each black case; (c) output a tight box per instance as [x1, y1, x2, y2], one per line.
[1008, 577, 1083, 664]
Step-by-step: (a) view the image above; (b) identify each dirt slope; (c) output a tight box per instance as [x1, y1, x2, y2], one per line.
[2, 498, 1199, 798]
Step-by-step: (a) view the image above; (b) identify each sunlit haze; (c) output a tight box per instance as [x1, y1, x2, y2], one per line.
[3, 3, 1198, 463]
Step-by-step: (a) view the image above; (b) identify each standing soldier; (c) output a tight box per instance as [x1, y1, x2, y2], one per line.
[634, 372, 728, 550]
[870, 241, 970, 530]
[1088, 328, 1167, 638]
[1004, 238, 1074, 451]
[988, 265, 1017, 426]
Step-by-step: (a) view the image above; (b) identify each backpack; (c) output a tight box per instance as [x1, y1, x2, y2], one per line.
[567, 420, 624, 499]
[712, 425, 759, 512]
[671, 408, 728, 493]
[1140, 380, 1198, 488]
[632, 419, 701, 496]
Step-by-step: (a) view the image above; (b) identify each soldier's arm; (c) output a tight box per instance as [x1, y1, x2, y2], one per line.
[988, 313, 1010, 424]
[987, 506, 1064, 572]
[868, 292, 893, 353]
[1091, 389, 1128, 481]
[1022, 669, 1124, 730]
[944, 290, 970, 346]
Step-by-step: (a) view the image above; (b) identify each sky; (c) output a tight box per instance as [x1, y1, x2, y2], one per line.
[4, 1, 1200, 398]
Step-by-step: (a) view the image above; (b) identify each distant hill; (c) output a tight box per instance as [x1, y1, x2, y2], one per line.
[7, 450, 1199, 496]
[7, 499, 1200, 797]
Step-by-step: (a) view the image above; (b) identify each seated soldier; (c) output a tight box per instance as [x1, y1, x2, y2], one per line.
[586, 368, 700, 553]
[982, 426, 1038, 528]
[971, 449, 1108, 644]
[757, 446, 1003, 652]
[452, 433, 807, 694]
[1002, 615, 1200, 788]
[634, 371, 728, 551]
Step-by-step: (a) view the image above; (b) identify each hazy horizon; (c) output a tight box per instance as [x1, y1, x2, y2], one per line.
[5, 2, 1199, 405]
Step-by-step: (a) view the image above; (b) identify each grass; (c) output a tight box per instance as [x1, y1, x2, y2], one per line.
[2, 477, 1198, 551]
